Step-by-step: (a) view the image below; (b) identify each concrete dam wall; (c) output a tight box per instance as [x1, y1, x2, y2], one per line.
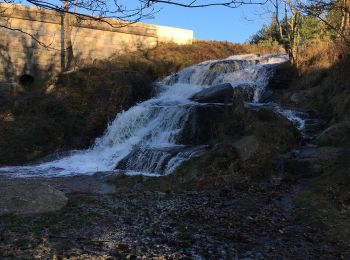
[0, 3, 193, 90]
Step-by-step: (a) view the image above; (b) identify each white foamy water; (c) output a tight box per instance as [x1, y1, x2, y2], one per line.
[0, 54, 299, 177]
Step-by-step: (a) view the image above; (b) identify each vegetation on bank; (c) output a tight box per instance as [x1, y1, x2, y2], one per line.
[251, 7, 350, 240]
[286, 43, 350, 242]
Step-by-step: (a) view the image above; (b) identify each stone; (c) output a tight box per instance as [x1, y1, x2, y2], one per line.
[177, 104, 226, 145]
[232, 84, 255, 102]
[190, 83, 256, 104]
[316, 121, 350, 146]
[302, 118, 326, 134]
[190, 83, 233, 103]
[279, 145, 350, 177]
[290, 89, 314, 103]
[116, 145, 207, 174]
[0, 183, 68, 216]
[232, 135, 259, 161]
[259, 89, 274, 102]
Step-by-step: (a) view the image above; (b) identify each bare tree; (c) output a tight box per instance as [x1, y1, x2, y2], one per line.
[63, 0, 73, 70]
[285, 0, 302, 66]
[254, 0, 302, 65]
[1, 0, 268, 71]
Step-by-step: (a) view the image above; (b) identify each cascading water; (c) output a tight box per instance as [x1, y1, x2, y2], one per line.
[0, 54, 303, 177]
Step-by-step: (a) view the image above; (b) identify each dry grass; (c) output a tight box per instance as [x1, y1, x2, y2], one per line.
[297, 40, 346, 74]
[277, 40, 350, 243]
[105, 40, 284, 80]
[277, 40, 350, 123]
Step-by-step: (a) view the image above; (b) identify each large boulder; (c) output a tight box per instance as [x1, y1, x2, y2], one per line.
[191, 83, 233, 103]
[232, 84, 255, 102]
[177, 104, 226, 145]
[190, 83, 256, 103]
[0, 183, 68, 216]
[245, 108, 300, 153]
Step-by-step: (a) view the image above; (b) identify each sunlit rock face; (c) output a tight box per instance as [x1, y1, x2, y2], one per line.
[0, 54, 303, 177]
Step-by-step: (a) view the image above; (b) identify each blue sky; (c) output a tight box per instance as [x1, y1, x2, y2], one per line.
[20, 0, 270, 43]
[144, 4, 270, 43]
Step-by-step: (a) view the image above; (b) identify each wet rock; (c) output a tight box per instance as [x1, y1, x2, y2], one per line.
[290, 89, 314, 103]
[162, 73, 179, 85]
[0, 183, 68, 216]
[232, 84, 256, 102]
[177, 104, 226, 145]
[201, 59, 259, 85]
[209, 59, 258, 73]
[116, 145, 207, 174]
[190, 82, 256, 104]
[232, 135, 259, 160]
[190, 83, 233, 103]
[302, 118, 326, 137]
[259, 89, 274, 102]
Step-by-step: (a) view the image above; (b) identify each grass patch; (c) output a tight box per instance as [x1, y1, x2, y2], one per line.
[297, 158, 350, 242]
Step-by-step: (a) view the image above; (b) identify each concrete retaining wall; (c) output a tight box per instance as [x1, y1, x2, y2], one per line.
[0, 3, 193, 90]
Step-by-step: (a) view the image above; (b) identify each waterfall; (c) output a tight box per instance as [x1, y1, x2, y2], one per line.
[0, 54, 299, 177]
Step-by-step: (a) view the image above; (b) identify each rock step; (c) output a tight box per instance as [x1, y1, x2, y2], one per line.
[301, 118, 327, 140]
[190, 83, 256, 103]
[276, 145, 350, 178]
[116, 145, 208, 174]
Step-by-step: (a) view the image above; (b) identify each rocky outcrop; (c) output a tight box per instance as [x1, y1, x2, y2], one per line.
[190, 83, 233, 103]
[232, 84, 255, 102]
[177, 104, 226, 145]
[117, 145, 206, 174]
[0, 183, 68, 215]
[190, 83, 255, 103]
